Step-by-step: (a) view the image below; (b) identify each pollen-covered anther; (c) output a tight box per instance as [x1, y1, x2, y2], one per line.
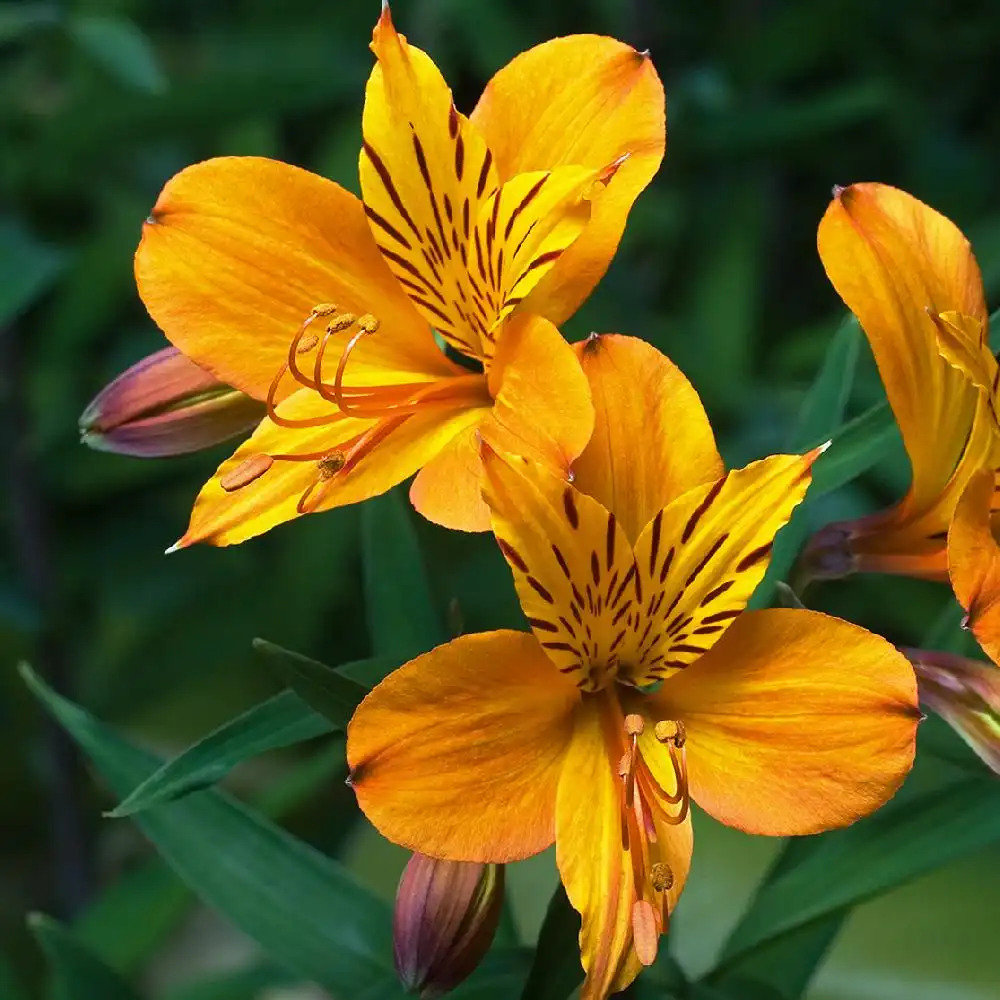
[326, 312, 358, 334]
[312, 302, 338, 317]
[357, 313, 381, 334]
[219, 453, 273, 492]
[654, 719, 686, 748]
[317, 452, 346, 479]
[618, 751, 632, 778]
[651, 861, 673, 892]
[624, 713, 645, 736]
[296, 333, 320, 354]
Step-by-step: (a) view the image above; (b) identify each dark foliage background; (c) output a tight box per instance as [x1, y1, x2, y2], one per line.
[3, 1, 1000, 997]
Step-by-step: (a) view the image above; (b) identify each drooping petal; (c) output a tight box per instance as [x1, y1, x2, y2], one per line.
[556, 698, 691, 1000]
[174, 386, 488, 547]
[135, 156, 447, 400]
[948, 470, 1000, 665]
[817, 183, 986, 514]
[571, 334, 722, 542]
[480, 446, 635, 693]
[653, 609, 920, 836]
[411, 314, 594, 532]
[471, 36, 665, 326]
[624, 450, 822, 684]
[347, 630, 579, 861]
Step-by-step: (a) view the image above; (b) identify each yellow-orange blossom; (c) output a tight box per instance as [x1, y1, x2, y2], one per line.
[134, 6, 665, 546]
[347, 335, 920, 999]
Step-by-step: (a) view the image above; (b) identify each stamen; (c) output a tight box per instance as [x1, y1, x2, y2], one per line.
[654, 719, 686, 748]
[624, 713, 645, 736]
[296, 333, 319, 354]
[220, 454, 273, 492]
[651, 861, 673, 892]
[631, 899, 658, 966]
[317, 452, 346, 478]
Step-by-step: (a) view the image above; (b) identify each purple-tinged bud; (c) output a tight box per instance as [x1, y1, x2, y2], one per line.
[80, 347, 264, 457]
[906, 648, 1000, 775]
[393, 853, 504, 998]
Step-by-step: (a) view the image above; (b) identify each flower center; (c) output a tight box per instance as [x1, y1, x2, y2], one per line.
[218, 304, 486, 513]
[605, 706, 689, 967]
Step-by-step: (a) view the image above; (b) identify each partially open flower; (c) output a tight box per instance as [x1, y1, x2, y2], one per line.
[907, 649, 1000, 775]
[80, 347, 263, 458]
[393, 853, 504, 998]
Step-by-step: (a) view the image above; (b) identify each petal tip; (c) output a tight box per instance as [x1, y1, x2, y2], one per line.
[164, 538, 186, 555]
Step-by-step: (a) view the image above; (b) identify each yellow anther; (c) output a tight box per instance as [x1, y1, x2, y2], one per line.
[317, 452, 346, 479]
[296, 333, 319, 353]
[651, 862, 673, 892]
[357, 313, 380, 334]
[326, 313, 357, 334]
[624, 713, 645, 736]
[654, 720, 686, 747]
[312, 303, 338, 316]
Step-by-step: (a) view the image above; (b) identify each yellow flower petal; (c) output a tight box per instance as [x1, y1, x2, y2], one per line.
[625, 450, 822, 683]
[949, 470, 1000, 665]
[471, 36, 665, 326]
[480, 446, 635, 693]
[347, 630, 578, 861]
[556, 697, 691, 1000]
[412, 314, 594, 531]
[572, 334, 723, 543]
[135, 156, 446, 400]
[361, 8, 612, 361]
[653, 609, 920, 835]
[817, 183, 986, 516]
[175, 386, 488, 547]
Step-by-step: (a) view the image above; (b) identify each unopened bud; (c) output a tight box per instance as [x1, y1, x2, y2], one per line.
[80, 347, 264, 457]
[907, 648, 1000, 775]
[393, 853, 504, 998]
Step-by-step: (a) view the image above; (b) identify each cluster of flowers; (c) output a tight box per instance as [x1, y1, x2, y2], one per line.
[81, 7, 1000, 999]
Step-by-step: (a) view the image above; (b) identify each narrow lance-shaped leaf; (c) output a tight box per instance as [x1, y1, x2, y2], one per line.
[519, 884, 582, 1000]
[29, 913, 142, 1000]
[20, 663, 396, 995]
[108, 689, 332, 817]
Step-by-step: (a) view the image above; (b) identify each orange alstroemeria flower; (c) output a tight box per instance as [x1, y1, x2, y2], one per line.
[898, 471, 1000, 776]
[134, 6, 665, 546]
[807, 182, 995, 581]
[347, 335, 920, 999]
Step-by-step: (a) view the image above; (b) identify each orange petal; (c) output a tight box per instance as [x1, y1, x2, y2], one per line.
[480, 446, 635, 693]
[817, 183, 986, 514]
[949, 470, 1000, 664]
[347, 630, 579, 861]
[654, 608, 920, 836]
[412, 314, 595, 532]
[485, 314, 594, 472]
[624, 449, 822, 684]
[135, 156, 447, 400]
[175, 386, 488, 547]
[556, 697, 691, 999]
[571, 334, 722, 543]
[471, 36, 665, 326]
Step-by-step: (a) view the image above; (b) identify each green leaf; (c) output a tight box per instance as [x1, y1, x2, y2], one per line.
[252, 639, 372, 725]
[67, 16, 167, 94]
[750, 316, 862, 608]
[74, 859, 190, 975]
[107, 690, 332, 817]
[810, 400, 898, 496]
[21, 663, 396, 995]
[162, 963, 296, 1000]
[29, 914, 142, 1000]
[362, 487, 445, 660]
[714, 776, 1000, 968]
[520, 884, 582, 1000]
[0, 222, 67, 325]
[789, 315, 861, 452]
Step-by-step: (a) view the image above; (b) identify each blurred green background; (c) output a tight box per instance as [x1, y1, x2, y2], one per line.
[3, 0, 1000, 998]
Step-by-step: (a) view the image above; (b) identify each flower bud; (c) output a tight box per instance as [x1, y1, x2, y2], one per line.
[907, 648, 1000, 774]
[393, 853, 504, 998]
[80, 347, 264, 458]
